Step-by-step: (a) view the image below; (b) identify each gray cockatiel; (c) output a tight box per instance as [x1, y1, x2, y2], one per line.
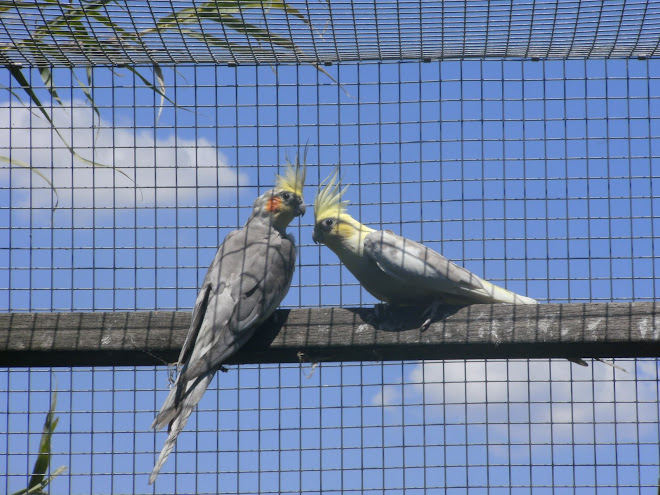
[312, 170, 625, 371]
[149, 155, 306, 484]
[312, 170, 536, 327]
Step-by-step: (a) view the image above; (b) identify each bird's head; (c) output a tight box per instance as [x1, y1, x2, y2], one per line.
[254, 150, 307, 231]
[312, 169, 372, 251]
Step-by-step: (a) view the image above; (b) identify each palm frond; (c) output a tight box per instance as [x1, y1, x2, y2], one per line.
[1, 0, 328, 195]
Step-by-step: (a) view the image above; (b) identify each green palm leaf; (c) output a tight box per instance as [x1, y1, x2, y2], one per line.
[10, 391, 67, 495]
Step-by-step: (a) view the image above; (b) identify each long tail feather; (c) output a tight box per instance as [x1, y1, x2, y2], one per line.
[149, 371, 216, 484]
[481, 280, 538, 305]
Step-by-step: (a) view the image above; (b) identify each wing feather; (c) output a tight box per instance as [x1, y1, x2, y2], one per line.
[363, 230, 535, 304]
[364, 230, 487, 288]
[150, 223, 298, 484]
[177, 283, 211, 367]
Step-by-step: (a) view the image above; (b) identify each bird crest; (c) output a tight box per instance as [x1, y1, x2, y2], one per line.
[314, 168, 350, 222]
[274, 148, 307, 197]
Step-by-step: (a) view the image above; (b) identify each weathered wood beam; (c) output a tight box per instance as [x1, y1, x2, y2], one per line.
[1, 302, 659, 367]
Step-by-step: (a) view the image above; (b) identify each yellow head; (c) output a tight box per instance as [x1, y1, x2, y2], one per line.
[274, 148, 307, 199]
[255, 150, 307, 230]
[312, 169, 373, 250]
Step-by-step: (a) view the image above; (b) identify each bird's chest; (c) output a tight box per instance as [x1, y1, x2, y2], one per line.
[340, 251, 430, 304]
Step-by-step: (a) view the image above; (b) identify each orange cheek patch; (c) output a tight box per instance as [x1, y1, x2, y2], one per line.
[266, 196, 282, 212]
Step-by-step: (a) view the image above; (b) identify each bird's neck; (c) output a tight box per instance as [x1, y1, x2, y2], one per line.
[332, 217, 374, 256]
[248, 208, 290, 236]
[270, 211, 294, 233]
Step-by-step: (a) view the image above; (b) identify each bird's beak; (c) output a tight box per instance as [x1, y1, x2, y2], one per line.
[312, 227, 320, 244]
[297, 202, 306, 217]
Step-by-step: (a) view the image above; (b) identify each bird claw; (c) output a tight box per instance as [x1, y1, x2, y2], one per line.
[219, 365, 229, 373]
[297, 351, 320, 379]
[167, 362, 179, 384]
[420, 301, 444, 332]
[420, 318, 435, 332]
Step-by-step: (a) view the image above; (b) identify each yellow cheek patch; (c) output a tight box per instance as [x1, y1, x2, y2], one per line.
[337, 222, 357, 239]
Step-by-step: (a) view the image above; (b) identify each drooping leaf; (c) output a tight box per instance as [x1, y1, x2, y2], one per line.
[85, 9, 139, 43]
[145, 0, 310, 36]
[179, 27, 277, 58]
[5, 64, 58, 128]
[312, 63, 352, 97]
[153, 63, 165, 124]
[72, 66, 101, 130]
[5, 64, 136, 185]
[9, 391, 66, 495]
[203, 13, 301, 53]
[0, 155, 59, 208]
[37, 65, 63, 106]
[1, 0, 331, 200]
[10, 466, 67, 495]
[119, 65, 177, 108]
[0, 1, 60, 9]
[27, 391, 59, 491]
[0, 82, 39, 110]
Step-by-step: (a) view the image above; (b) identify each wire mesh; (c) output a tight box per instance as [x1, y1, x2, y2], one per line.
[1, 58, 660, 492]
[2, 360, 659, 494]
[1, 0, 660, 66]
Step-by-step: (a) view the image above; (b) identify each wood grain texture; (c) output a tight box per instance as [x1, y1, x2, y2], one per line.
[1, 302, 659, 367]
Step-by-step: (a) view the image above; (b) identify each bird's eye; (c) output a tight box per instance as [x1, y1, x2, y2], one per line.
[282, 192, 291, 201]
[324, 218, 334, 227]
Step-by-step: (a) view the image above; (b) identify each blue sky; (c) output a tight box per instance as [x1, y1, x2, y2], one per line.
[1, 57, 660, 493]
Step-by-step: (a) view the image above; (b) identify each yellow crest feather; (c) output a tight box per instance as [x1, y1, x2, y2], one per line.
[314, 168, 350, 222]
[275, 149, 307, 197]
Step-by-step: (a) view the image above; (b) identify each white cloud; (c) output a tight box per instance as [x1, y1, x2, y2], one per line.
[371, 384, 403, 407]
[372, 358, 656, 453]
[406, 360, 532, 406]
[369, 358, 653, 468]
[0, 100, 248, 211]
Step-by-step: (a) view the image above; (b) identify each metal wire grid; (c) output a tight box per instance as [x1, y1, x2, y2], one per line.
[2, 359, 659, 494]
[2, 59, 659, 312]
[1, 58, 660, 492]
[2, 0, 660, 66]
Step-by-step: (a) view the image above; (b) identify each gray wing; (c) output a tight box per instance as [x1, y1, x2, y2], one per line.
[150, 226, 297, 483]
[364, 230, 488, 289]
[180, 227, 296, 381]
[177, 228, 242, 367]
[151, 227, 295, 427]
[363, 230, 535, 304]
[148, 279, 236, 483]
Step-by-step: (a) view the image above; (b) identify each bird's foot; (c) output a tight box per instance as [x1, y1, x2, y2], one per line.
[167, 362, 179, 384]
[297, 351, 320, 379]
[420, 300, 446, 332]
[219, 365, 229, 373]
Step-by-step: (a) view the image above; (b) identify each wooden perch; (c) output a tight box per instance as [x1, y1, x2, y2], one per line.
[1, 302, 659, 367]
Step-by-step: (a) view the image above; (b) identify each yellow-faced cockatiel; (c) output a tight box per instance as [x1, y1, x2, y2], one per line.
[312, 170, 624, 371]
[150, 154, 307, 484]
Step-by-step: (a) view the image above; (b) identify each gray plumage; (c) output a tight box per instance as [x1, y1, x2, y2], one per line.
[150, 157, 306, 484]
[313, 170, 625, 371]
[361, 230, 537, 306]
[312, 171, 536, 311]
